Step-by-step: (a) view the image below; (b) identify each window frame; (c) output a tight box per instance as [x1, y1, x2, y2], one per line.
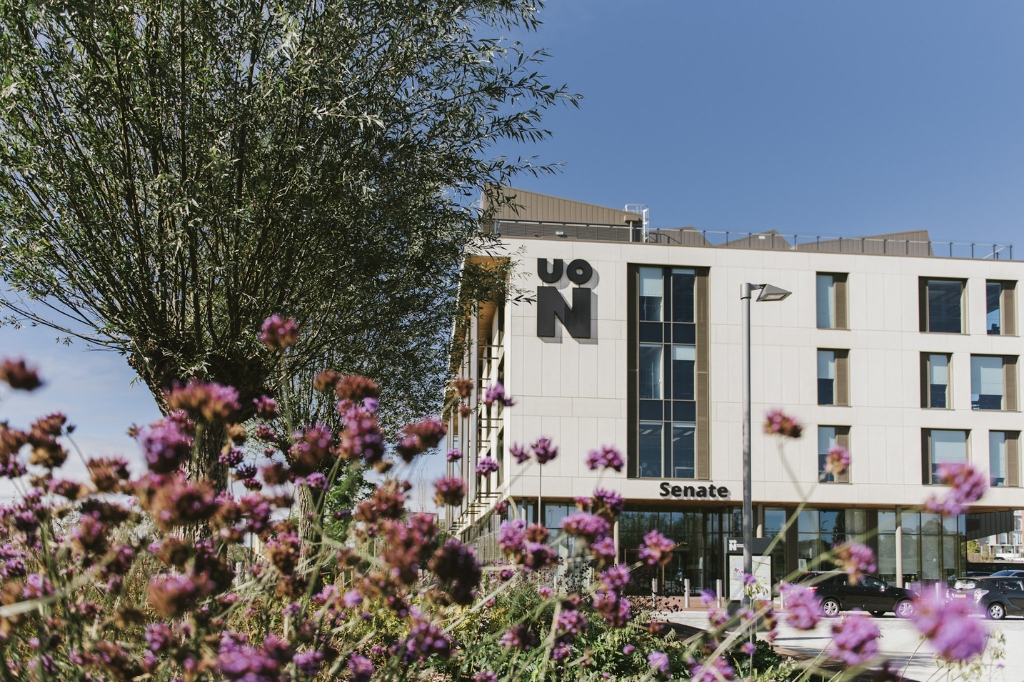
[922, 429, 970, 485]
[920, 352, 952, 409]
[919, 278, 966, 334]
[816, 272, 848, 330]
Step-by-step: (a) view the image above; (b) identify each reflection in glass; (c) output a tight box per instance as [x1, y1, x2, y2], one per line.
[818, 426, 837, 483]
[639, 268, 663, 321]
[930, 430, 968, 482]
[927, 279, 963, 333]
[639, 422, 662, 478]
[817, 274, 836, 329]
[987, 281, 1003, 335]
[817, 350, 836, 405]
[990, 431, 1008, 487]
[639, 344, 663, 399]
[928, 354, 949, 408]
[672, 270, 695, 323]
[672, 345, 695, 400]
[671, 423, 695, 479]
[971, 356, 1004, 410]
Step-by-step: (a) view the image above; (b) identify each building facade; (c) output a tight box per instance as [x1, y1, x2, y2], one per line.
[446, 187, 1021, 596]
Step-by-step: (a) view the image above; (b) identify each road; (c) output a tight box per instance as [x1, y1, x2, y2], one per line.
[659, 609, 1023, 682]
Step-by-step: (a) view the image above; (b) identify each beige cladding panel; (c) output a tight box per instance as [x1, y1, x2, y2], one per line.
[488, 186, 640, 225]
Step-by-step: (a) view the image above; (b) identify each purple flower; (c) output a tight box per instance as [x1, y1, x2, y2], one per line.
[700, 589, 717, 606]
[622, 645, 635, 655]
[166, 381, 241, 422]
[342, 589, 362, 608]
[475, 457, 499, 476]
[446, 448, 462, 462]
[219, 448, 245, 467]
[433, 476, 466, 506]
[510, 442, 530, 464]
[764, 408, 803, 438]
[500, 624, 538, 650]
[259, 314, 299, 350]
[428, 539, 482, 605]
[741, 641, 756, 656]
[778, 583, 822, 630]
[825, 445, 850, 476]
[592, 488, 625, 518]
[302, 472, 327, 490]
[538, 586, 552, 598]
[911, 590, 988, 662]
[561, 512, 610, 543]
[689, 656, 735, 682]
[556, 607, 587, 638]
[481, 382, 516, 407]
[392, 612, 452, 662]
[521, 542, 557, 571]
[473, 673, 498, 682]
[586, 445, 625, 472]
[0, 357, 42, 390]
[925, 463, 988, 516]
[348, 655, 373, 682]
[829, 613, 879, 667]
[138, 419, 193, 474]
[638, 529, 675, 567]
[253, 396, 278, 420]
[494, 500, 508, 514]
[498, 520, 526, 556]
[531, 437, 558, 464]
[834, 543, 877, 585]
[590, 536, 617, 566]
[648, 651, 671, 679]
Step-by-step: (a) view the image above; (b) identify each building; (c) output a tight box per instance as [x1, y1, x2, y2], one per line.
[445, 187, 1021, 596]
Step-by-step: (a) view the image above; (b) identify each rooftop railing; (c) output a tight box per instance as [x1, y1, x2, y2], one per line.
[490, 220, 1014, 261]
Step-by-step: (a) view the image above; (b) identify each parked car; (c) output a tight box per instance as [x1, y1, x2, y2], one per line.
[990, 569, 1024, 578]
[950, 576, 1024, 620]
[790, 572, 916, 618]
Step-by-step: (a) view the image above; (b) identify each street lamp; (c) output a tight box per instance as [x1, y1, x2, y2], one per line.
[740, 282, 792, 606]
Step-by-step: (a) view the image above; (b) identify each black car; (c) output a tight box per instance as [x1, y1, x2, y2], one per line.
[951, 576, 1024, 620]
[790, 572, 917, 618]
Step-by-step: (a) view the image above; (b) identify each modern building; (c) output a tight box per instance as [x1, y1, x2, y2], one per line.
[445, 187, 1021, 596]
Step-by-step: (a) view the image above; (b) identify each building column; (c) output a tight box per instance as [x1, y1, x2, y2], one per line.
[613, 518, 621, 561]
[755, 504, 764, 539]
[895, 506, 904, 588]
[467, 312, 479, 504]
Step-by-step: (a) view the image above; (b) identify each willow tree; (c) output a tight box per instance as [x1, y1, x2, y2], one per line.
[0, 0, 575, 488]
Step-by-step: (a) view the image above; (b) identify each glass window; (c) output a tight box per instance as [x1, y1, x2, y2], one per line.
[797, 510, 818, 533]
[926, 279, 963, 333]
[817, 274, 836, 329]
[671, 423, 695, 479]
[639, 344, 663, 399]
[927, 354, 949, 408]
[672, 345, 695, 400]
[639, 423, 663, 478]
[971, 356, 1004, 410]
[878, 534, 897, 580]
[818, 426, 837, 483]
[990, 431, 1008, 487]
[928, 430, 968, 483]
[987, 281, 1003, 335]
[672, 269, 695, 323]
[639, 268, 663, 321]
[817, 350, 836, 405]
[764, 509, 786, 537]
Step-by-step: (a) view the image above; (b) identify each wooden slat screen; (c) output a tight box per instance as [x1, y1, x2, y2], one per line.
[626, 266, 638, 477]
[836, 427, 851, 483]
[1004, 284, 1017, 336]
[1005, 356, 1018, 412]
[919, 278, 928, 332]
[835, 274, 849, 329]
[836, 350, 850, 406]
[920, 353, 929, 408]
[1008, 433, 1020, 488]
[696, 269, 711, 480]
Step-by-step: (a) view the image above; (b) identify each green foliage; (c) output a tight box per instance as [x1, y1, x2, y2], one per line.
[0, 0, 578, 483]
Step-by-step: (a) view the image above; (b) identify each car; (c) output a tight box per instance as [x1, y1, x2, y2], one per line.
[789, 571, 916, 618]
[950, 576, 1024, 620]
[990, 569, 1024, 578]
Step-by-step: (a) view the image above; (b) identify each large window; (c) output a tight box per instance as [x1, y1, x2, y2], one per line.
[920, 279, 964, 333]
[632, 266, 702, 479]
[817, 349, 849, 406]
[923, 429, 968, 484]
[639, 267, 663, 321]
[970, 355, 1017, 411]
[816, 273, 848, 329]
[987, 281, 1017, 336]
[818, 426, 850, 483]
[921, 353, 951, 409]
[989, 432, 1020, 488]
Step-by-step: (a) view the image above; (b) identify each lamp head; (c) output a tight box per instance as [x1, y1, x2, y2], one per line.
[756, 284, 792, 302]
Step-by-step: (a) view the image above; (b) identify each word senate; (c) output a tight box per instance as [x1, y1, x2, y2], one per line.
[659, 482, 731, 499]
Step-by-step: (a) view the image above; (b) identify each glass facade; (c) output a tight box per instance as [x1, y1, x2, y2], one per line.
[924, 279, 963, 333]
[971, 355, 1004, 410]
[926, 353, 949, 408]
[987, 281, 1003, 335]
[817, 350, 835, 405]
[634, 267, 698, 479]
[816, 274, 836, 329]
[990, 431, 1008, 487]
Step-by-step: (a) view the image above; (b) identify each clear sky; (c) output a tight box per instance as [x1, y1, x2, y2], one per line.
[3, 1, 1023, 502]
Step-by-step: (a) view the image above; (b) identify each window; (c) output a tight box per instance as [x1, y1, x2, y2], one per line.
[818, 426, 851, 483]
[971, 355, 1018, 411]
[816, 273, 848, 329]
[990, 432, 1020, 488]
[639, 344, 663, 399]
[817, 349, 849, 405]
[920, 279, 964, 333]
[921, 353, 951, 409]
[639, 423, 663, 478]
[922, 429, 968, 484]
[639, 267, 663, 321]
[672, 346, 695, 400]
[671, 423, 696, 478]
[987, 281, 1017, 336]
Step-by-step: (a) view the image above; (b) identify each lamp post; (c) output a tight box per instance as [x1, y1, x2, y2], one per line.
[740, 282, 791, 606]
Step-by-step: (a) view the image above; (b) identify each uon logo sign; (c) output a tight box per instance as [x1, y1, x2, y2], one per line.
[537, 258, 593, 339]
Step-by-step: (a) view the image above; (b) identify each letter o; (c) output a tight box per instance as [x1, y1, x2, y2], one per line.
[566, 259, 593, 285]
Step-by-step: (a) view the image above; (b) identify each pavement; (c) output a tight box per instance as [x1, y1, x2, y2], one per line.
[657, 608, 1024, 682]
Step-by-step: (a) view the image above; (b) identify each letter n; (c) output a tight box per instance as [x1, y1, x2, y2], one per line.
[537, 286, 591, 339]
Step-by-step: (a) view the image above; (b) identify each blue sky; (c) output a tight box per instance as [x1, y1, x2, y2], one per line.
[3, 1, 1023, 501]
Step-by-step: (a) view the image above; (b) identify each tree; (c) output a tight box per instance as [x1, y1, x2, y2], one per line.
[0, 0, 576, 488]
